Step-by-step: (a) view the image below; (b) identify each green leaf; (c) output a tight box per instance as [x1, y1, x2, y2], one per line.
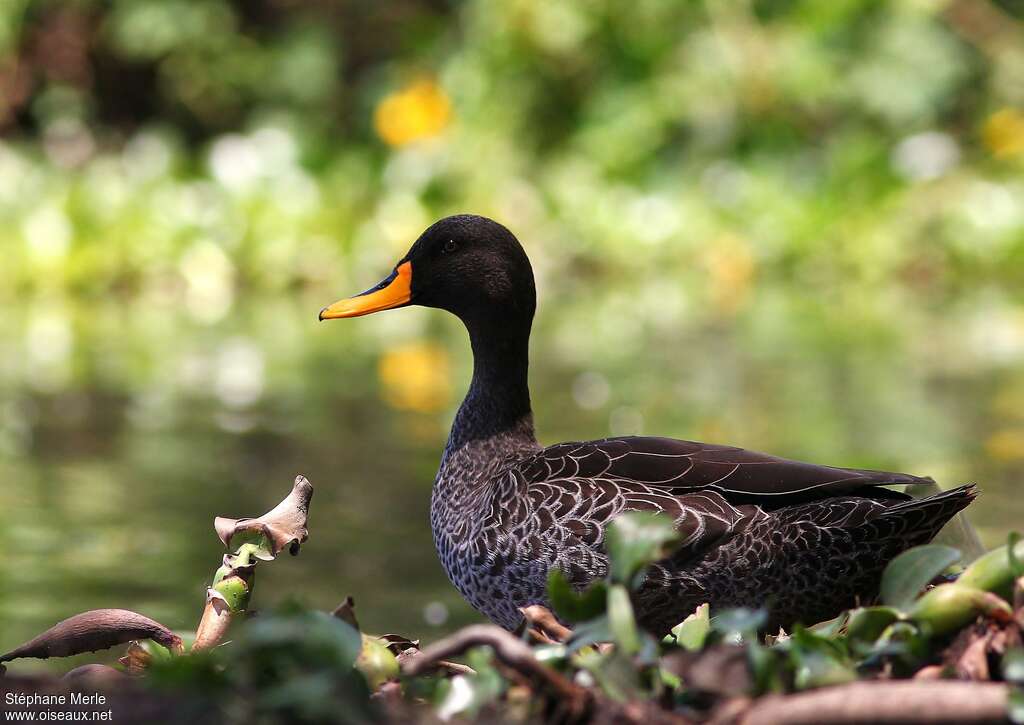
[606, 512, 679, 586]
[712, 608, 767, 639]
[808, 611, 848, 638]
[792, 648, 855, 690]
[1009, 689, 1024, 725]
[533, 644, 568, 664]
[957, 536, 1024, 598]
[1004, 649, 1024, 685]
[212, 574, 251, 612]
[791, 625, 845, 655]
[747, 642, 784, 695]
[788, 627, 855, 690]
[230, 531, 275, 561]
[547, 568, 607, 623]
[355, 636, 399, 689]
[1009, 533, 1024, 578]
[607, 584, 640, 655]
[567, 616, 612, 653]
[846, 606, 901, 650]
[669, 603, 710, 651]
[874, 621, 930, 667]
[576, 647, 647, 703]
[239, 608, 362, 671]
[880, 544, 961, 611]
[908, 583, 1011, 636]
[433, 648, 505, 718]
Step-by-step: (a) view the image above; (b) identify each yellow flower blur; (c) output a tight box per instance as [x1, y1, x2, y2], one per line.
[985, 429, 1024, 462]
[705, 234, 756, 315]
[377, 342, 452, 413]
[983, 108, 1024, 159]
[373, 79, 452, 147]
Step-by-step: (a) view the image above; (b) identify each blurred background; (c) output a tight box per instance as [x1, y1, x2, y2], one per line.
[1, 0, 1023, 671]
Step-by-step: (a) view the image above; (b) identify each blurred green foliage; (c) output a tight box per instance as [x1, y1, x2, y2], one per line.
[1, 0, 1023, 670]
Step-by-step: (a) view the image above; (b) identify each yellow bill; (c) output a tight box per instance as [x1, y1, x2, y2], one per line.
[319, 261, 413, 320]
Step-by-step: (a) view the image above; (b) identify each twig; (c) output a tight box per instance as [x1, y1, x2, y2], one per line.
[733, 681, 1008, 725]
[402, 624, 591, 716]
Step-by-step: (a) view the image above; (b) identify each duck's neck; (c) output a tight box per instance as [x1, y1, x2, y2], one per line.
[443, 318, 539, 462]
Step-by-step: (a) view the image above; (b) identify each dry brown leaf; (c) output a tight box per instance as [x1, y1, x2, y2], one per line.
[215, 475, 313, 556]
[1, 609, 181, 662]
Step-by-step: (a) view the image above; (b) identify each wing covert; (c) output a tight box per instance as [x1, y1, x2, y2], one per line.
[514, 436, 928, 501]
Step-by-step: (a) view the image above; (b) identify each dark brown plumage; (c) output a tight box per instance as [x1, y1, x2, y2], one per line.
[321, 214, 976, 635]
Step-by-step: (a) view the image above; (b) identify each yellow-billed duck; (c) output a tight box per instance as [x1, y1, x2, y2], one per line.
[320, 214, 976, 635]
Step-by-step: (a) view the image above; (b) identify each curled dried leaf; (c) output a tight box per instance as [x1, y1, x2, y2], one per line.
[332, 596, 360, 630]
[378, 634, 420, 655]
[0, 609, 181, 662]
[215, 475, 313, 556]
[119, 641, 152, 674]
[193, 597, 233, 652]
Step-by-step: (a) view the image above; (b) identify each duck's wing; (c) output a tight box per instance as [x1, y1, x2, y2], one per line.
[514, 436, 928, 504]
[496, 436, 933, 585]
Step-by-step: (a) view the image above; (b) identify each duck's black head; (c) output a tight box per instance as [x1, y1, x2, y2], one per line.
[320, 214, 536, 329]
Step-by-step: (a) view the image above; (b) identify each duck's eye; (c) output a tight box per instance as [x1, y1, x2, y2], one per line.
[443, 239, 457, 254]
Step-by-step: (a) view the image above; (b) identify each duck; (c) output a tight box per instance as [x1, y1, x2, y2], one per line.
[319, 214, 976, 635]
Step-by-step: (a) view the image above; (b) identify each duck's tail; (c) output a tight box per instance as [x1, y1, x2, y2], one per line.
[881, 483, 978, 543]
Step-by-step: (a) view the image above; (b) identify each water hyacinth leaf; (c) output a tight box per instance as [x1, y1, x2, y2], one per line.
[670, 603, 710, 651]
[846, 606, 901, 649]
[355, 636, 399, 689]
[712, 608, 767, 639]
[533, 644, 568, 664]
[232, 542, 265, 568]
[1009, 532, 1024, 577]
[577, 647, 646, 703]
[239, 608, 362, 671]
[136, 635, 190, 662]
[144, 646, 231, 693]
[436, 676, 475, 720]
[607, 584, 641, 655]
[567, 615, 612, 654]
[789, 626, 854, 690]
[790, 625, 846, 659]
[957, 536, 1024, 599]
[748, 642, 785, 695]
[547, 568, 607, 623]
[220, 531, 274, 562]
[1009, 690, 1024, 725]
[880, 544, 961, 611]
[660, 667, 681, 690]
[1004, 649, 1024, 684]
[605, 512, 679, 586]
[876, 621, 929, 663]
[435, 648, 505, 719]
[808, 611, 848, 638]
[211, 574, 251, 613]
[908, 583, 1012, 636]
[792, 648, 856, 690]
[258, 671, 348, 721]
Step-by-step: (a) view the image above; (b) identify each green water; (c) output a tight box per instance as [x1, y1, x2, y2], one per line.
[0, 275, 1022, 672]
